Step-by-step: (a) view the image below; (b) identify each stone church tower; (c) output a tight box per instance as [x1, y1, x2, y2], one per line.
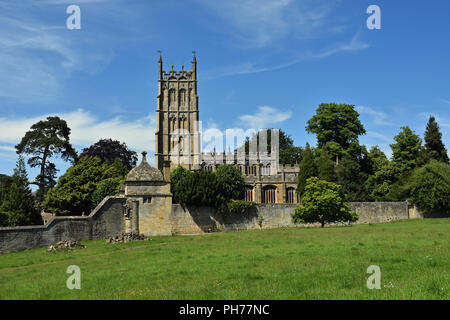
[155, 54, 201, 180]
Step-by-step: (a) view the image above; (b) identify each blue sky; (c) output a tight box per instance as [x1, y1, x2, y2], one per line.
[0, 0, 449, 182]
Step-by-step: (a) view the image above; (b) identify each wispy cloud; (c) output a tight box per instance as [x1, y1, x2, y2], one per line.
[197, 0, 341, 49]
[356, 105, 394, 126]
[202, 32, 369, 79]
[439, 98, 450, 106]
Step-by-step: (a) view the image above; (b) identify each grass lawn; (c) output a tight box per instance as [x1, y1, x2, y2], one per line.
[0, 218, 449, 300]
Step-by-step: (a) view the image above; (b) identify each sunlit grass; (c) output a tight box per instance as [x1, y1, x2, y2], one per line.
[0, 218, 449, 299]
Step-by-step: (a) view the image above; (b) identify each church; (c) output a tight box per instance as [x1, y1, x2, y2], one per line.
[154, 55, 300, 205]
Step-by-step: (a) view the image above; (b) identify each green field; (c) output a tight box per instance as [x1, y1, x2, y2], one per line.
[0, 218, 449, 300]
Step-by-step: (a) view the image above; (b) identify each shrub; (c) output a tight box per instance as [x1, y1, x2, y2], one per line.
[292, 177, 358, 227]
[215, 165, 246, 201]
[218, 200, 256, 216]
[170, 165, 247, 209]
[170, 167, 221, 207]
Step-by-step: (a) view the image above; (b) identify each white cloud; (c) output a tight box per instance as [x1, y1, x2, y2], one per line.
[0, 145, 16, 152]
[0, 109, 156, 154]
[239, 106, 292, 130]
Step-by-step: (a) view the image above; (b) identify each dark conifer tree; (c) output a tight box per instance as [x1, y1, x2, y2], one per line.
[424, 116, 449, 164]
[297, 143, 316, 196]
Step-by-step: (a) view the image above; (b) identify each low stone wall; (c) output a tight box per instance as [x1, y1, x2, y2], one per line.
[0, 200, 431, 253]
[170, 202, 414, 234]
[0, 196, 126, 253]
[347, 202, 409, 224]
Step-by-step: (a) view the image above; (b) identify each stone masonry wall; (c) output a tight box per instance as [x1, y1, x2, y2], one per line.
[170, 202, 414, 234]
[0, 196, 126, 253]
[0, 200, 424, 252]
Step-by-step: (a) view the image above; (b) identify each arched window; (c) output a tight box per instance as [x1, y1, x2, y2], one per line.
[245, 186, 254, 202]
[286, 187, 298, 204]
[179, 89, 186, 106]
[169, 89, 176, 106]
[262, 185, 277, 204]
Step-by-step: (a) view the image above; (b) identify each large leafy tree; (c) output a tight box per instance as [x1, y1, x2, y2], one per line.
[15, 116, 77, 201]
[306, 103, 366, 149]
[42, 156, 128, 216]
[0, 156, 42, 226]
[292, 177, 358, 228]
[297, 143, 316, 196]
[391, 126, 422, 174]
[423, 116, 449, 164]
[79, 139, 138, 170]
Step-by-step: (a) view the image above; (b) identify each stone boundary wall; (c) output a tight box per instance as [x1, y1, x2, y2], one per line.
[0, 200, 437, 253]
[170, 202, 415, 234]
[0, 196, 126, 253]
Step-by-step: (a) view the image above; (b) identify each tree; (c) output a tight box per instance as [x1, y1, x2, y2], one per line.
[297, 143, 316, 196]
[292, 177, 358, 227]
[42, 156, 128, 216]
[278, 130, 303, 165]
[171, 165, 246, 208]
[170, 166, 195, 205]
[317, 148, 336, 182]
[170, 167, 220, 207]
[323, 141, 343, 164]
[0, 156, 42, 226]
[0, 174, 13, 226]
[408, 161, 450, 213]
[0, 174, 13, 206]
[15, 116, 77, 201]
[423, 116, 449, 164]
[391, 126, 422, 174]
[80, 139, 138, 170]
[306, 103, 366, 149]
[367, 146, 389, 173]
[215, 164, 246, 201]
[365, 162, 402, 201]
[91, 177, 124, 209]
[389, 161, 450, 214]
[335, 154, 370, 201]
